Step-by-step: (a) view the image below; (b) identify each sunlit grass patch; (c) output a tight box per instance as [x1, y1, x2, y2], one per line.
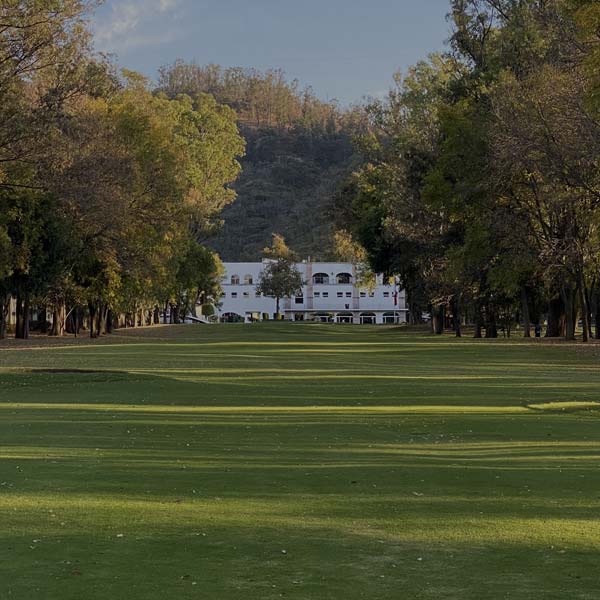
[527, 401, 600, 413]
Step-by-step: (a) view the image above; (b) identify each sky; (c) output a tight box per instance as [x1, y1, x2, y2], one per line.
[92, 0, 452, 105]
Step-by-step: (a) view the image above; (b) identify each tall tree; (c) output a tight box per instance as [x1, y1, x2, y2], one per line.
[257, 236, 303, 317]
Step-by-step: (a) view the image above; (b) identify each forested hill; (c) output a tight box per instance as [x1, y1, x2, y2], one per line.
[157, 62, 363, 260]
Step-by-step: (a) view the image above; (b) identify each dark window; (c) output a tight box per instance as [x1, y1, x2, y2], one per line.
[336, 273, 353, 284]
[313, 273, 330, 285]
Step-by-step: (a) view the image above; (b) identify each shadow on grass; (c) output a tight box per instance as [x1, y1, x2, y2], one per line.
[1, 510, 599, 600]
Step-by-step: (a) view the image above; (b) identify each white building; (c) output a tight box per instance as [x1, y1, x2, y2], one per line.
[218, 261, 408, 325]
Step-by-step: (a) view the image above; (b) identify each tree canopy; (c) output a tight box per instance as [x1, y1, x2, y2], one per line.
[338, 0, 600, 340]
[0, 2, 245, 339]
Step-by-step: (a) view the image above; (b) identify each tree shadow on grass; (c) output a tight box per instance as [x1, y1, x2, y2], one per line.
[0, 516, 598, 600]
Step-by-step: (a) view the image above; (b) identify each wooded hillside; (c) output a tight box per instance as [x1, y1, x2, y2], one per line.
[157, 62, 363, 260]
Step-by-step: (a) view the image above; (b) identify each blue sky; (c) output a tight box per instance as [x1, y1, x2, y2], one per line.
[92, 0, 451, 105]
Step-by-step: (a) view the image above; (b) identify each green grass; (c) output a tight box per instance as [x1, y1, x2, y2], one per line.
[1, 323, 599, 599]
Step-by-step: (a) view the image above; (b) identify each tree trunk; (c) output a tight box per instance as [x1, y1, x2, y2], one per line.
[154, 307, 160, 325]
[38, 304, 48, 334]
[577, 269, 590, 343]
[452, 297, 461, 338]
[15, 294, 30, 340]
[474, 302, 483, 339]
[50, 303, 66, 337]
[432, 304, 445, 335]
[95, 302, 104, 338]
[560, 286, 576, 341]
[407, 289, 423, 325]
[106, 309, 114, 334]
[192, 292, 201, 318]
[23, 296, 30, 339]
[276, 297, 280, 319]
[15, 294, 23, 339]
[485, 305, 497, 339]
[521, 287, 531, 338]
[68, 306, 80, 338]
[88, 302, 98, 339]
[0, 294, 9, 340]
[585, 284, 594, 339]
[546, 296, 564, 338]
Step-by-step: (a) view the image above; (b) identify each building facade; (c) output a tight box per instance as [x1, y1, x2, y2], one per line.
[218, 261, 408, 324]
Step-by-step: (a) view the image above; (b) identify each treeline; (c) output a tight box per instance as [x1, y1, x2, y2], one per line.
[338, 0, 600, 341]
[157, 61, 365, 260]
[157, 61, 362, 132]
[0, 1, 244, 339]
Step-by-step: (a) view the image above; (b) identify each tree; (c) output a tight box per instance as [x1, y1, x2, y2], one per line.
[0, 0, 105, 187]
[263, 233, 297, 260]
[337, 55, 461, 328]
[333, 229, 376, 290]
[257, 259, 304, 318]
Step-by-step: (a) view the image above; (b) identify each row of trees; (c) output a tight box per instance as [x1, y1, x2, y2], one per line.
[0, 1, 245, 339]
[338, 0, 600, 340]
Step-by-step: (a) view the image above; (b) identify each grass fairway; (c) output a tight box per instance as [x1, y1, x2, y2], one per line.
[1, 324, 600, 599]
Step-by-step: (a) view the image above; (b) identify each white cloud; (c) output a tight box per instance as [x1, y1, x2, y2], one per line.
[94, 0, 183, 50]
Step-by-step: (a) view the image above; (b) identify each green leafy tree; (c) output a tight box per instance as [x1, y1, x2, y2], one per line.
[257, 259, 304, 318]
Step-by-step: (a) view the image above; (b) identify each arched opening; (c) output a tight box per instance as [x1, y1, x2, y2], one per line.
[244, 274, 254, 285]
[336, 272, 353, 284]
[313, 273, 330, 285]
[313, 312, 334, 323]
[360, 312, 376, 325]
[383, 312, 402, 325]
[221, 312, 244, 323]
[336, 312, 354, 324]
[230, 275, 240, 285]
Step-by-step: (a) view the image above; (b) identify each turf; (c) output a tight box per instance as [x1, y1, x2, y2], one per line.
[1, 324, 599, 599]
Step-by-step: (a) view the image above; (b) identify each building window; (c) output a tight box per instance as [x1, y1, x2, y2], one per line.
[323, 292, 329, 298]
[243, 292, 250, 298]
[336, 273, 353, 284]
[369, 292, 375, 298]
[231, 292, 238, 298]
[231, 275, 240, 285]
[314, 292, 321, 298]
[244, 275, 254, 285]
[222, 292, 227, 298]
[346, 292, 352, 298]
[360, 292, 367, 298]
[313, 273, 330, 285]
[255, 292, 262, 297]
[383, 292, 390, 298]
[337, 292, 344, 298]
[295, 296, 304, 304]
